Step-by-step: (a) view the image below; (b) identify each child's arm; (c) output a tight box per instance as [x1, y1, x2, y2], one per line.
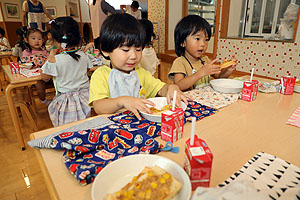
[157, 84, 188, 107]
[93, 97, 155, 120]
[174, 59, 221, 91]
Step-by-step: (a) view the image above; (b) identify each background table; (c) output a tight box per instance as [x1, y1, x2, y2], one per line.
[31, 91, 300, 200]
[2, 65, 41, 150]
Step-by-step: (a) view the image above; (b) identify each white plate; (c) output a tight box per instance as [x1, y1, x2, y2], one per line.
[140, 97, 187, 123]
[92, 154, 191, 200]
[210, 79, 243, 93]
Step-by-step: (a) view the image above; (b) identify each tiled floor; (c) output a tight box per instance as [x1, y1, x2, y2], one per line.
[0, 61, 172, 199]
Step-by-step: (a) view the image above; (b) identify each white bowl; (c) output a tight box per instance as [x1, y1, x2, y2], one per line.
[294, 85, 300, 93]
[92, 154, 191, 200]
[140, 97, 187, 123]
[210, 79, 243, 93]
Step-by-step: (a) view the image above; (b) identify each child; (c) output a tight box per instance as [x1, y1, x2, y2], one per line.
[41, 17, 91, 126]
[168, 15, 237, 91]
[45, 31, 57, 52]
[139, 19, 160, 76]
[120, 1, 142, 20]
[21, 28, 50, 105]
[89, 13, 187, 120]
[0, 27, 11, 50]
[12, 26, 27, 61]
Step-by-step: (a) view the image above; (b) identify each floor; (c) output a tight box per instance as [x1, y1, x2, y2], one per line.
[0, 61, 173, 199]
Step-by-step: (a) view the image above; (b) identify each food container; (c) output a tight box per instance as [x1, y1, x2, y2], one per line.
[9, 62, 20, 74]
[140, 97, 187, 123]
[210, 79, 243, 93]
[280, 76, 296, 95]
[241, 80, 259, 102]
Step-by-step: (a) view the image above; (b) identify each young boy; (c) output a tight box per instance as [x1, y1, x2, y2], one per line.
[89, 13, 187, 120]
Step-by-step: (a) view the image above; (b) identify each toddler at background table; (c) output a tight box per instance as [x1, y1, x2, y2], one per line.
[0, 27, 11, 50]
[12, 26, 27, 61]
[89, 13, 187, 120]
[21, 28, 50, 104]
[139, 19, 160, 76]
[168, 15, 237, 91]
[41, 17, 91, 126]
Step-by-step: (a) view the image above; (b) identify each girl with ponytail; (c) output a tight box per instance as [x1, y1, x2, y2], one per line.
[41, 16, 92, 126]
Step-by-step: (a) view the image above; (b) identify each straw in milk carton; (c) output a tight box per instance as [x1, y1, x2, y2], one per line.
[184, 117, 213, 190]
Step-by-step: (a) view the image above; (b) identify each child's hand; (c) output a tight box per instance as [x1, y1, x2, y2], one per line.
[166, 84, 188, 107]
[197, 59, 221, 77]
[120, 97, 156, 120]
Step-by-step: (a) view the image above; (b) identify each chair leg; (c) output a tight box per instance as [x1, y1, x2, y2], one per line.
[19, 103, 38, 131]
[27, 86, 38, 114]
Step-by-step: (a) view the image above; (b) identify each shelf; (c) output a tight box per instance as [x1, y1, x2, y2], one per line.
[188, 0, 214, 6]
[188, 9, 215, 13]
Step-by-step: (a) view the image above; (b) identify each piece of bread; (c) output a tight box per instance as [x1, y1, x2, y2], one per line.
[104, 165, 182, 200]
[220, 60, 236, 69]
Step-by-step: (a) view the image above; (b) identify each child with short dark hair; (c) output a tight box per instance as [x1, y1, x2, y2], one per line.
[12, 26, 27, 60]
[120, 1, 141, 19]
[89, 13, 187, 120]
[168, 15, 237, 91]
[41, 17, 91, 126]
[21, 28, 50, 104]
[139, 19, 160, 75]
[0, 27, 11, 50]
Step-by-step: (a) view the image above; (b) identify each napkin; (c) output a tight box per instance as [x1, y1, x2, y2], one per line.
[184, 86, 239, 109]
[286, 107, 300, 128]
[218, 152, 300, 200]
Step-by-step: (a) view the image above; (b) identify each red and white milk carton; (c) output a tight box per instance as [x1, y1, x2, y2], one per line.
[241, 80, 259, 102]
[184, 135, 213, 190]
[280, 76, 296, 95]
[161, 108, 184, 143]
[9, 62, 20, 74]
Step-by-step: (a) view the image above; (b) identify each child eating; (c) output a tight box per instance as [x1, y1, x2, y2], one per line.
[89, 13, 187, 120]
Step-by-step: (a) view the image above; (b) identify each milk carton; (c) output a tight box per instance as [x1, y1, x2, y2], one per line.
[280, 76, 296, 95]
[9, 62, 20, 74]
[161, 108, 184, 143]
[241, 80, 259, 102]
[184, 135, 213, 190]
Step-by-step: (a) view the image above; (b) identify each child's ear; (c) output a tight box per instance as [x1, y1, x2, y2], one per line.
[101, 51, 109, 58]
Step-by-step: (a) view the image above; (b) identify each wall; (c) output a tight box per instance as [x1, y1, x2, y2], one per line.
[168, 0, 181, 51]
[218, 0, 300, 79]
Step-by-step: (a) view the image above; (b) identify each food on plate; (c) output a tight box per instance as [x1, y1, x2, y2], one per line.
[295, 79, 300, 86]
[150, 105, 172, 114]
[220, 60, 236, 69]
[104, 165, 182, 200]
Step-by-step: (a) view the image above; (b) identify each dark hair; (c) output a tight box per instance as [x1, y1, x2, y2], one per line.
[50, 17, 81, 61]
[24, 28, 43, 52]
[139, 19, 155, 46]
[0, 27, 5, 36]
[93, 0, 96, 5]
[174, 15, 211, 57]
[16, 26, 27, 51]
[99, 13, 145, 59]
[131, 1, 139, 9]
[83, 23, 90, 44]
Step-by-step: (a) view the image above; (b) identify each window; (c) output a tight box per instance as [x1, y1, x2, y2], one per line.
[244, 0, 299, 39]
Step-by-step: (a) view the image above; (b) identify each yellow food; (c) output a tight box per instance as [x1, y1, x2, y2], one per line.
[221, 60, 236, 69]
[295, 80, 300, 86]
[150, 105, 173, 115]
[104, 165, 182, 200]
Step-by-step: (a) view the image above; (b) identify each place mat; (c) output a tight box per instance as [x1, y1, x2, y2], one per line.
[27, 116, 114, 148]
[20, 68, 41, 78]
[184, 86, 240, 109]
[218, 152, 300, 200]
[286, 107, 300, 128]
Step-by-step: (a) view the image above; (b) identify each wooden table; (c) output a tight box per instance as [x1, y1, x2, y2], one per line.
[30, 90, 300, 200]
[2, 64, 41, 150]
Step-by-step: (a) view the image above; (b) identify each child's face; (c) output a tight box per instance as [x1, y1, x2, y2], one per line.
[26, 31, 43, 50]
[103, 46, 142, 74]
[182, 31, 209, 61]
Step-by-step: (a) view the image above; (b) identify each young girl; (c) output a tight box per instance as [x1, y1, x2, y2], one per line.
[89, 13, 187, 120]
[12, 26, 27, 61]
[139, 19, 160, 76]
[21, 28, 50, 104]
[41, 17, 91, 126]
[168, 15, 237, 91]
